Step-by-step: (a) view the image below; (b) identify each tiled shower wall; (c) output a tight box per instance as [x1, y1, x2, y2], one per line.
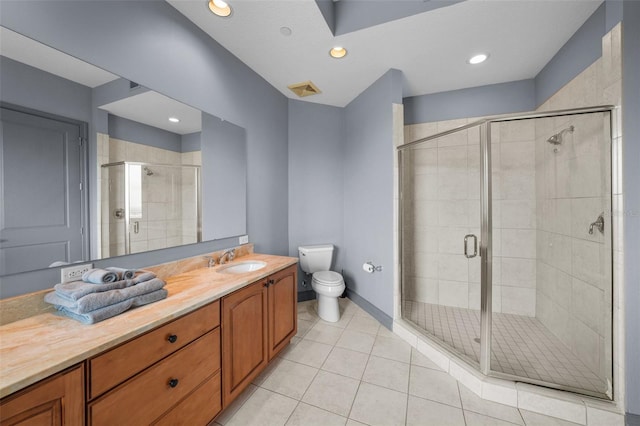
[534, 23, 621, 384]
[97, 135, 201, 258]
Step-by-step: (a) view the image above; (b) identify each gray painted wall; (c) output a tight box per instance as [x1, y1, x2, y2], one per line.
[201, 114, 247, 240]
[287, 100, 345, 291]
[182, 132, 201, 153]
[0, 56, 91, 124]
[622, 2, 640, 416]
[342, 69, 402, 318]
[107, 114, 182, 152]
[403, 79, 535, 126]
[0, 0, 288, 296]
[333, 0, 463, 36]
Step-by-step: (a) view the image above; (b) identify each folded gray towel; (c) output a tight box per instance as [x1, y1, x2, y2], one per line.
[82, 268, 118, 284]
[45, 278, 166, 313]
[105, 267, 137, 280]
[52, 272, 157, 301]
[56, 289, 168, 324]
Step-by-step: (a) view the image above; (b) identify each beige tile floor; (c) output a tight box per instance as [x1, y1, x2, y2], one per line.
[212, 298, 582, 426]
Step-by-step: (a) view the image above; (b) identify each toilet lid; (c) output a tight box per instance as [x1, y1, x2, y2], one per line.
[313, 271, 343, 285]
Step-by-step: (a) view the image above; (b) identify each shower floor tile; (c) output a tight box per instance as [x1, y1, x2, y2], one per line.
[402, 301, 607, 395]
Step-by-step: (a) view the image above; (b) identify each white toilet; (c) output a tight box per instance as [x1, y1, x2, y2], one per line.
[298, 244, 345, 322]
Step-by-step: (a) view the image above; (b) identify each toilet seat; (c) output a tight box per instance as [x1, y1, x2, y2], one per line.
[312, 271, 343, 286]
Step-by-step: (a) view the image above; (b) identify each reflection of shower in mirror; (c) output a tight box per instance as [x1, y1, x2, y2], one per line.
[100, 162, 201, 257]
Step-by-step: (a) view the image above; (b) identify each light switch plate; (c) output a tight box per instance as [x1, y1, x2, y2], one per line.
[60, 263, 93, 283]
[239, 235, 249, 244]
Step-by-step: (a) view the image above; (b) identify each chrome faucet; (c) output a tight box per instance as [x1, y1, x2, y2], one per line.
[205, 256, 216, 268]
[219, 248, 236, 265]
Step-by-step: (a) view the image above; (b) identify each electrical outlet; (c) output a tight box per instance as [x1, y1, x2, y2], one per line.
[239, 235, 249, 244]
[61, 263, 93, 283]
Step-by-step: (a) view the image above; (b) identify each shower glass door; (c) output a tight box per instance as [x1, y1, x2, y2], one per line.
[487, 111, 613, 398]
[400, 123, 484, 366]
[399, 106, 614, 400]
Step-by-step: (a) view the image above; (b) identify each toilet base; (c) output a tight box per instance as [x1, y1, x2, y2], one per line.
[316, 294, 341, 322]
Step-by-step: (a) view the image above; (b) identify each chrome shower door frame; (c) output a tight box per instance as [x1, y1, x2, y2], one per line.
[399, 105, 616, 399]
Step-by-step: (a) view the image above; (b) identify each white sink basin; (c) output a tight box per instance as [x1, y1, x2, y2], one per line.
[218, 261, 267, 274]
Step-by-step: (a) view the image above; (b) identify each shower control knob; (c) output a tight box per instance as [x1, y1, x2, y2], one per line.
[113, 208, 125, 219]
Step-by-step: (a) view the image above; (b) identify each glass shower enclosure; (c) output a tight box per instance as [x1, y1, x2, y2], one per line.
[398, 106, 614, 399]
[101, 162, 201, 257]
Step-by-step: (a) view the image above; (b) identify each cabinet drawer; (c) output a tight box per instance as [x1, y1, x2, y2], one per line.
[152, 371, 221, 426]
[89, 328, 220, 426]
[89, 301, 219, 399]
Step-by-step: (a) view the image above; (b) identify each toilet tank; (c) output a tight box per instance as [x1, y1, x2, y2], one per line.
[298, 244, 334, 274]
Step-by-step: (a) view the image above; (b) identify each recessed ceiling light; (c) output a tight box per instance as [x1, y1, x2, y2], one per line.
[468, 53, 489, 65]
[329, 47, 347, 59]
[168, 117, 180, 123]
[208, 0, 232, 17]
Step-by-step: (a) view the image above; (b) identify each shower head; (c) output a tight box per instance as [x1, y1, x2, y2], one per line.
[547, 125, 574, 145]
[143, 167, 154, 176]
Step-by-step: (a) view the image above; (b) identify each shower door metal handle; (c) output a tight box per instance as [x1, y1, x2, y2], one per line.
[464, 234, 478, 258]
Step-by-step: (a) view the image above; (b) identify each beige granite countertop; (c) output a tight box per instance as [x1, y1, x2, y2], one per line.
[0, 253, 297, 399]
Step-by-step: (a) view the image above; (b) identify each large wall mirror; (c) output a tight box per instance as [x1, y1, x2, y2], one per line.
[0, 26, 247, 276]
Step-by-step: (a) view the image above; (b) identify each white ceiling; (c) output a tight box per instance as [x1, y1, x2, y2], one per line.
[99, 91, 202, 135]
[168, 0, 602, 107]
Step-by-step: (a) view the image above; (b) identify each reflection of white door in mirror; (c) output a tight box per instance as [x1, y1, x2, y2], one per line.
[0, 106, 88, 275]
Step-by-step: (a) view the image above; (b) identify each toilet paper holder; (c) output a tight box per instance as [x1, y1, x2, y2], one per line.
[363, 262, 383, 273]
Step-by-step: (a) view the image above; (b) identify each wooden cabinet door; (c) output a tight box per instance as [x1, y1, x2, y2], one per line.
[221, 281, 268, 407]
[0, 365, 83, 426]
[268, 265, 298, 359]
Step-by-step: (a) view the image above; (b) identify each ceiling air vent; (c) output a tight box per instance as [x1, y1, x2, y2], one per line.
[288, 81, 321, 97]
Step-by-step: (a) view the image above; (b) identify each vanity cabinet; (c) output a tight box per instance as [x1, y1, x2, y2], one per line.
[221, 264, 297, 407]
[0, 261, 298, 425]
[267, 265, 298, 359]
[87, 301, 221, 425]
[0, 365, 84, 426]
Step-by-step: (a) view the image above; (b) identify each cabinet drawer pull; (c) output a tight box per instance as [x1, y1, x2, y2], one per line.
[167, 334, 178, 343]
[263, 281, 270, 288]
[168, 378, 179, 388]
